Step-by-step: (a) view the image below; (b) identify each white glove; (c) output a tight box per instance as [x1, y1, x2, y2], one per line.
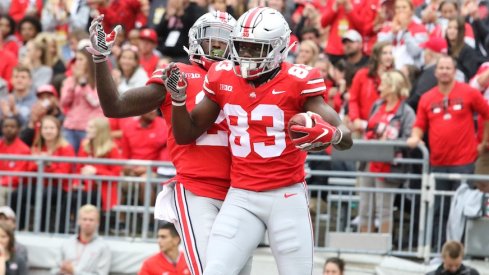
[86, 15, 121, 63]
[161, 63, 188, 105]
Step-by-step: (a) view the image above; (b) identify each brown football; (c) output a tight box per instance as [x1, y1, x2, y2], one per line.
[287, 112, 314, 140]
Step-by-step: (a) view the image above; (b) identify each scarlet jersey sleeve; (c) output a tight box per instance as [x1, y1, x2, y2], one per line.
[146, 68, 165, 86]
[295, 65, 326, 104]
[203, 61, 229, 104]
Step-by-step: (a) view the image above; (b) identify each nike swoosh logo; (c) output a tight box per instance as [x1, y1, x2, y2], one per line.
[284, 193, 297, 198]
[272, 90, 286, 95]
[312, 129, 329, 142]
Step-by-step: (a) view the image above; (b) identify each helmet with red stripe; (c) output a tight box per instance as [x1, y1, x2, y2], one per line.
[188, 11, 236, 70]
[230, 7, 291, 79]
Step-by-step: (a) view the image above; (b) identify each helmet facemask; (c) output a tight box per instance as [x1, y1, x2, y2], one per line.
[188, 22, 233, 68]
[230, 37, 288, 79]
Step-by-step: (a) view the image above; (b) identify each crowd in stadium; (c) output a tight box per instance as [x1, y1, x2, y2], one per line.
[1, 0, 489, 274]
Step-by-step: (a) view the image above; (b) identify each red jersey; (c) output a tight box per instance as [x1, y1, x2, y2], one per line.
[0, 138, 31, 187]
[348, 68, 381, 121]
[120, 117, 168, 161]
[415, 82, 489, 166]
[140, 54, 160, 77]
[146, 63, 231, 200]
[204, 61, 326, 191]
[29, 143, 75, 191]
[138, 251, 190, 275]
[76, 141, 122, 210]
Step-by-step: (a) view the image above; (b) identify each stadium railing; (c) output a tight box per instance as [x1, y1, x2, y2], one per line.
[1, 141, 488, 263]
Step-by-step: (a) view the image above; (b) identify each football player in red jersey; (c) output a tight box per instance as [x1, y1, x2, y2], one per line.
[86, 12, 251, 275]
[166, 7, 353, 275]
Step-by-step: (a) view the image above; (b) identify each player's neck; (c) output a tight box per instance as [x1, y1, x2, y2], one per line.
[247, 67, 281, 87]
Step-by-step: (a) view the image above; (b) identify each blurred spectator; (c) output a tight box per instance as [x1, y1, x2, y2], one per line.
[208, 0, 236, 17]
[147, 0, 168, 28]
[341, 29, 369, 70]
[89, 0, 146, 34]
[465, 0, 489, 56]
[127, 28, 140, 46]
[446, 16, 486, 81]
[320, 0, 364, 63]
[22, 115, 75, 232]
[359, 70, 415, 233]
[0, 206, 28, 263]
[0, 14, 21, 57]
[426, 241, 480, 275]
[17, 16, 42, 59]
[40, 0, 70, 32]
[407, 55, 489, 249]
[470, 61, 489, 191]
[378, 0, 428, 69]
[36, 33, 66, 77]
[155, 0, 206, 63]
[295, 40, 320, 66]
[349, 41, 394, 136]
[61, 29, 89, 68]
[323, 257, 345, 275]
[0, 1, 9, 14]
[0, 32, 17, 91]
[9, 0, 42, 23]
[407, 36, 449, 111]
[52, 204, 111, 275]
[67, 0, 91, 32]
[20, 84, 63, 147]
[293, 3, 323, 47]
[76, 117, 122, 211]
[121, 110, 168, 177]
[299, 27, 324, 53]
[21, 39, 54, 90]
[138, 223, 190, 275]
[0, 221, 28, 275]
[0, 116, 30, 206]
[138, 28, 161, 76]
[60, 49, 103, 153]
[360, 0, 395, 55]
[113, 45, 149, 94]
[428, 0, 476, 48]
[323, 59, 348, 114]
[1, 66, 37, 127]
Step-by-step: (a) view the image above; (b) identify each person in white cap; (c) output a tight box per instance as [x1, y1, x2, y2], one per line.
[341, 29, 368, 69]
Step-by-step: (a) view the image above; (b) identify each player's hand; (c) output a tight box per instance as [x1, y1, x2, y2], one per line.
[161, 63, 188, 105]
[86, 15, 121, 63]
[290, 111, 343, 151]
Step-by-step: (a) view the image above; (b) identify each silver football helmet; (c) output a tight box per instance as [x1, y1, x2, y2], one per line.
[187, 11, 236, 70]
[229, 7, 291, 79]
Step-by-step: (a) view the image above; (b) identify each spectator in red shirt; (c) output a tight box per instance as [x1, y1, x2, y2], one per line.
[138, 28, 161, 76]
[0, 32, 17, 92]
[24, 115, 75, 232]
[407, 55, 489, 250]
[348, 41, 394, 137]
[0, 116, 30, 206]
[139, 223, 190, 275]
[76, 117, 122, 212]
[121, 110, 168, 177]
[9, 0, 42, 23]
[89, 0, 145, 34]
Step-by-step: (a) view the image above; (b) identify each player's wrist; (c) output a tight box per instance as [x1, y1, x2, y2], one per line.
[171, 99, 186, 106]
[331, 127, 343, 145]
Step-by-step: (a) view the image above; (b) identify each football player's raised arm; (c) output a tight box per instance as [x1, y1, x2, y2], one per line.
[86, 15, 165, 117]
[304, 95, 353, 150]
[94, 62, 165, 117]
[172, 96, 221, 144]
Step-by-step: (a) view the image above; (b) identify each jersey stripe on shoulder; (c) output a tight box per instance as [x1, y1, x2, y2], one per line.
[301, 86, 326, 94]
[306, 78, 324, 85]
